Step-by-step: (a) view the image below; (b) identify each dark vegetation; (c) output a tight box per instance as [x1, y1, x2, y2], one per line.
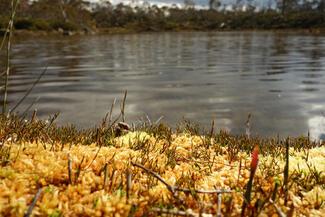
[0, 0, 325, 34]
[0, 112, 323, 154]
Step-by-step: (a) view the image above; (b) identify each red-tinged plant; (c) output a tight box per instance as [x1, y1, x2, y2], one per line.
[241, 145, 259, 217]
[251, 145, 259, 174]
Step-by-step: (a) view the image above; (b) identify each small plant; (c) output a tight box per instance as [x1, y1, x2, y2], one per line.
[283, 138, 289, 206]
[241, 145, 259, 217]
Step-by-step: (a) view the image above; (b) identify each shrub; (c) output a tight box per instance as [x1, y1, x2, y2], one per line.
[50, 21, 78, 31]
[33, 19, 51, 31]
[14, 18, 34, 30]
[286, 12, 325, 28]
[0, 17, 7, 29]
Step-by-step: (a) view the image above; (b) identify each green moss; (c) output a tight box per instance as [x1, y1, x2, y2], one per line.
[48, 209, 62, 217]
[0, 168, 15, 179]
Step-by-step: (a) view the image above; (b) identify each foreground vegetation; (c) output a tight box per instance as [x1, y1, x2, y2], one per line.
[0, 114, 324, 216]
[1, 0, 325, 34]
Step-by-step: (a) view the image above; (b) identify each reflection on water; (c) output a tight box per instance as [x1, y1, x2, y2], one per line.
[1, 31, 325, 139]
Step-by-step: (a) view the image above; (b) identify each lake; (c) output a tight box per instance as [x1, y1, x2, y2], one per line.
[1, 31, 325, 139]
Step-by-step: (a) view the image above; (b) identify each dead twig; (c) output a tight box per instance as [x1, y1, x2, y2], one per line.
[126, 167, 132, 204]
[245, 113, 252, 139]
[74, 155, 85, 183]
[210, 119, 215, 138]
[269, 199, 286, 217]
[24, 187, 43, 217]
[83, 129, 103, 170]
[151, 208, 213, 217]
[146, 114, 152, 126]
[132, 162, 232, 195]
[2, 0, 19, 114]
[217, 193, 222, 217]
[68, 154, 73, 184]
[283, 138, 289, 206]
[21, 96, 41, 117]
[10, 67, 47, 114]
[101, 98, 116, 128]
[109, 98, 116, 125]
[31, 109, 37, 123]
[0, 0, 19, 52]
[132, 162, 175, 193]
[121, 90, 127, 122]
[154, 116, 164, 125]
[103, 163, 108, 189]
[174, 187, 232, 194]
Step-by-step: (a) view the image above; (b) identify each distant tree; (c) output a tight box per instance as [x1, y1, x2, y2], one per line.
[0, 0, 30, 16]
[278, 0, 300, 14]
[98, 0, 112, 9]
[234, 0, 243, 11]
[92, 0, 113, 27]
[318, 0, 325, 12]
[246, 0, 255, 11]
[112, 3, 135, 27]
[266, 0, 274, 10]
[209, 0, 220, 10]
[171, 4, 179, 9]
[299, 0, 317, 11]
[143, 0, 150, 8]
[184, 0, 195, 9]
[28, 0, 93, 28]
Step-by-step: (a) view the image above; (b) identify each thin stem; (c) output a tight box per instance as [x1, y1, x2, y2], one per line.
[132, 162, 232, 195]
[121, 90, 127, 122]
[24, 187, 43, 217]
[217, 193, 222, 217]
[2, 0, 19, 114]
[10, 67, 47, 114]
[151, 207, 213, 217]
[68, 154, 73, 184]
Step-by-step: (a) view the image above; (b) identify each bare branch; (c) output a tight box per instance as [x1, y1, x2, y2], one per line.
[269, 199, 286, 217]
[121, 90, 127, 122]
[24, 187, 43, 217]
[68, 154, 73, 184]
[126, 167, 132, 203]
[154, 116, 164, 125]
[108, 98, 116, 125]
[217, 193, 222, 217]
[21, 96, 41, 117]
[2, 0, 21, 114]
[10, 67, 47, 114]
[151, 208, 213, 217]
[132, 162, 174, 193]
[132, 162, 232, 195]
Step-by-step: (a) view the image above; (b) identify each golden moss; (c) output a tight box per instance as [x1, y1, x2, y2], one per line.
[0, 132, 324, 216]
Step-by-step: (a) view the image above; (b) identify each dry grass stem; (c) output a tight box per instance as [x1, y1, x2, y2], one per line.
[151, 208, 213, 217]
[24, 187, 43, 217]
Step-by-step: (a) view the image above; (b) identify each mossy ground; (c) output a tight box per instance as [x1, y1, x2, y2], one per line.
[0, 115, 324, 216]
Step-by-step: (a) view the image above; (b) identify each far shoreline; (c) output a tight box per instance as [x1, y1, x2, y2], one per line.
[4, 27, 325, 38]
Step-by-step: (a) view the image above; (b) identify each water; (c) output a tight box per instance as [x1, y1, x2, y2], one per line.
[1, 31, 325, 139]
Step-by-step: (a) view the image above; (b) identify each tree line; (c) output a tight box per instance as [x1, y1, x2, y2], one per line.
[0, 0, 324, 33]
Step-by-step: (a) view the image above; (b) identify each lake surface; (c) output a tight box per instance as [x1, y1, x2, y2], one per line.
[1, 31, 325, 139]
